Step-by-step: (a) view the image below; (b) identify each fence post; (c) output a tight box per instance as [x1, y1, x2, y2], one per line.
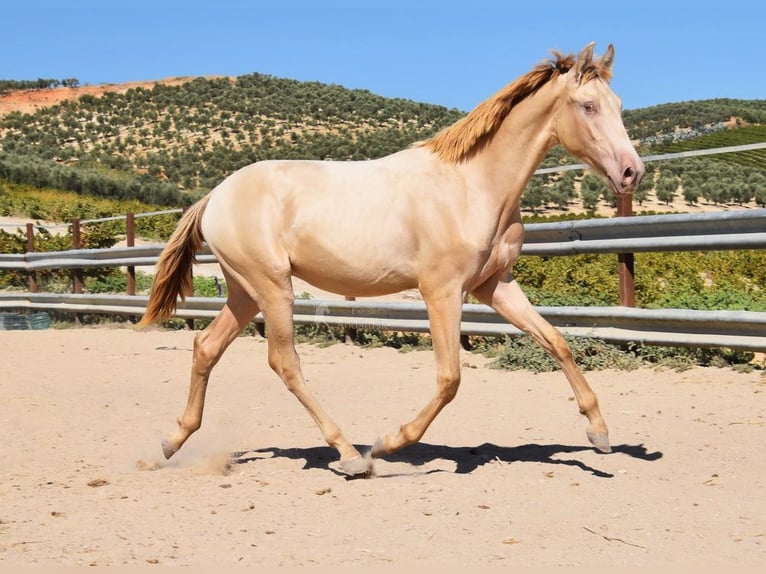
[181, 207, 195, 330]
[617, 194, 635, 307]
[126, 213, 136, 296]
[25, 223, 38, 293]
[71, 218, 84, 325]
[71, 218, 84, 294]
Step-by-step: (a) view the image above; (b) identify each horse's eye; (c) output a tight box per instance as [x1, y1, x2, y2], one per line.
[583, 101, 596, 114]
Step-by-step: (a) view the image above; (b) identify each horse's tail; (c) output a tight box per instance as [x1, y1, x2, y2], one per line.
[138, 194, 212, 328]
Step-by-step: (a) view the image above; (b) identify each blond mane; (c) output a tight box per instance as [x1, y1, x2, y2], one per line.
[421, 51, 612, 163]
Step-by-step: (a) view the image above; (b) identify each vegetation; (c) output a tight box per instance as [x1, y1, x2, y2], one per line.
[474, 335, 755, 373]
[0, 181, 181, 239]
[0, 78, 79, 93]
[516, 251, 765, 311]
[623, 99, 766, 142]
[1, 74, 764, 213]
[0, 74, 463, 203]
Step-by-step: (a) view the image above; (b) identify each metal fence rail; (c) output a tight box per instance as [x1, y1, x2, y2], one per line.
[523, 209, 766, 255]
[1, 208, 764, 350]
[1, 292, 764, 351]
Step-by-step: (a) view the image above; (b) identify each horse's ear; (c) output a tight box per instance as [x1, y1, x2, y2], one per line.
[575, 42, 596, 82]
[601, 44, 615, 71]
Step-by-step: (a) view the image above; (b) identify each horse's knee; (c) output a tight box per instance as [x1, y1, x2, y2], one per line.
[530, 327, 573, 364]
[550, 334, 574, 363]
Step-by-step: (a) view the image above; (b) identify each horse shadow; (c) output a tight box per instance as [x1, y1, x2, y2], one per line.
[232, 441, 662, 479]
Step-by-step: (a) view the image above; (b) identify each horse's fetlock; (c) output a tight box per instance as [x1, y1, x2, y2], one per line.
[578, 395, 598, 416]
[178, 415, 201, 435]
[399, 423, 421, 445]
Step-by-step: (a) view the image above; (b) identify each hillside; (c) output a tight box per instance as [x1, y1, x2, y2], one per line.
[0, 74, 764, 216]
[0, 74, 466, 206]
[0, 77, 198, 117]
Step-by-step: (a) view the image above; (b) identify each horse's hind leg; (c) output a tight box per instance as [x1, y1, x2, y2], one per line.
[162, 283, 259, 459]
[258, 279, 369, 476]
[472, 277, 611, 453]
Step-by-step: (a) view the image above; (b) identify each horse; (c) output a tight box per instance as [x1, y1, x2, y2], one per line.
[139, 43, 644, 477]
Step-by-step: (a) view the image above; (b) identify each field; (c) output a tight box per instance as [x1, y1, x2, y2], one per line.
[2, 327, 765, 567]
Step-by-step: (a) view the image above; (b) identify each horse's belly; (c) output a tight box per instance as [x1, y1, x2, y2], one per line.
[291, 260, 416, 297]
[286, 216, 419, 297]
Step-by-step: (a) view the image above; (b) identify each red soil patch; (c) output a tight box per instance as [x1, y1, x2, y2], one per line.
[0, 77, 207, 117]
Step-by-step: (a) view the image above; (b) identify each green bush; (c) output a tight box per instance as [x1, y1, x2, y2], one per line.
[486, 335, 643, 372]
[626, 342, 755, 371]
[480, 335, 756, 373]
[513, 254, 619, 306]
[192, 276, 225, 298]
[511, 250, 766, 311]
[635, 251, 766, 311]
[0, 180, 182, 241]
[84, 270, 154, 294]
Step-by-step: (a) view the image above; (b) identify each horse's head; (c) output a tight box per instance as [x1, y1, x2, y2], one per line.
[553, 43, 644, 195]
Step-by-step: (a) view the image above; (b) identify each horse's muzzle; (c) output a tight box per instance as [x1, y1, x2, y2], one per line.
[609, 156, 645, 195]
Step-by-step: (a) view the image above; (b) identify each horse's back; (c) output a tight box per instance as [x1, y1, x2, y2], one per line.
[200, 152, 449, 297]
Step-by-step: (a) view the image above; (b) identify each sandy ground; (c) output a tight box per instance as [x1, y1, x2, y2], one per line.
[1, 326, 765, 567]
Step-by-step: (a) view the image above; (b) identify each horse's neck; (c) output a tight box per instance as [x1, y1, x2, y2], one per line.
[463, 84, 559, 203]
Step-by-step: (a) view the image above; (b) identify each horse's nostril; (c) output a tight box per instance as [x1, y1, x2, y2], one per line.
[623, 166, 634, 180]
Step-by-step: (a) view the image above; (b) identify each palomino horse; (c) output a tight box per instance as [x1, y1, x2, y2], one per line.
[140, 43, 644, 476]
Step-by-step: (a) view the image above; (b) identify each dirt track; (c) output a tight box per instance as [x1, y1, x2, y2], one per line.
[1, 326, 765, 566]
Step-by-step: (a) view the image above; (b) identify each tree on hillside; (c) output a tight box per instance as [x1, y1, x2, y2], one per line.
[549, 171, 577, 210]
[580, 173, 606, 213]
[682, 184, 700, 205]
[632, 180, 649, 206]
[700, 179, 730, 205]
[730, 181, 754, 205]
[748, 172, 766, 207]
[726, 167, 762, 205]
[655, 172, 678, 205]
[521, 176, 547, 213]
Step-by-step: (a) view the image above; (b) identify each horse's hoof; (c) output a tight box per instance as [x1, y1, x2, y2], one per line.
[161, 439, 178, 460]
[370, 437, 387, 459]
[339, 455, 375, 478]
[586, 430, 612, 453]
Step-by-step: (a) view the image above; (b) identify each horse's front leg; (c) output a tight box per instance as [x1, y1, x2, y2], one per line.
[371, 290, 463, 459]
[473, 276, 611, 453]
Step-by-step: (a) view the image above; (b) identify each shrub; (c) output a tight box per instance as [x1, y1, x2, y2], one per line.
[486, 335, 642, 372]
[482, 336, 756, 373]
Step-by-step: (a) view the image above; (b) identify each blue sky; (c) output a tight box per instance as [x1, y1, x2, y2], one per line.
[4, 1, 764, 111]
